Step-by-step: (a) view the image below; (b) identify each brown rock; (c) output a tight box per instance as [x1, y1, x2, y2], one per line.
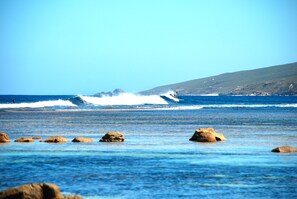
[64, 196, 83, 199]
[72, 137, 94, 142]
[189, 128, 226, 142]
[191, 130, 216, 142]
[0, 183, 62, 199]
[0, 132, 10, 143]
[44, 136, 68, 143]
[271, 146, 297, 153]
[100, 132, 125, 142]
[32, 136, 42, 140]
[0, 183, 82, 199]
[14, 137, 35, 143]
[214, 133, 227, 141]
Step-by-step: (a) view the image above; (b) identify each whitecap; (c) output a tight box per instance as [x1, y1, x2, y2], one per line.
[78, 93, 168, 106]
[0, 99, 77, 109]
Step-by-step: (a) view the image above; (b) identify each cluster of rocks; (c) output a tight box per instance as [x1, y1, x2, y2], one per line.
[1, 128, 296, 199]
[0, 132, 125, 144]
[2, 128, 297, 153]
[188, 128, 297, 153]
[0, 183, 82, 199]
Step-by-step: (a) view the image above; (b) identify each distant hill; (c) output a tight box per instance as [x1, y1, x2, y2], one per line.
[141, 62, 297, 96]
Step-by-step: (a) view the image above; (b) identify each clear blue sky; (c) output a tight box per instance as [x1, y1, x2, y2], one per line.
[1, 0, 297, 95]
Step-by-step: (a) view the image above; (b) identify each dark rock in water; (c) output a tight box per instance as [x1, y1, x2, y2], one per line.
[100, 132, 125, 142]
[14, 137, 35, 143]
[94, 88, 125, 97]
[0, 183, 82, 199]
[112, 88, 125, 95]
[94, 91, 112, 97]
[44, 136, 68, 143]
[0, 132, 10, 143]
[72, 137, 94, 142]
[271, 146, 297, 153]
[189, 128, 226, 142]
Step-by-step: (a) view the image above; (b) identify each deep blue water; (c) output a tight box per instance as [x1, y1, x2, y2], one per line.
[0, 95, 297, 198]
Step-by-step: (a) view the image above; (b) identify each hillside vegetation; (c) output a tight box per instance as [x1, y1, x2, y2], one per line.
[141, 62, 297, 96]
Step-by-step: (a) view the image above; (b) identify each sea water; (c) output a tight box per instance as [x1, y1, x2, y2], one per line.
[0, 95, 297, 198]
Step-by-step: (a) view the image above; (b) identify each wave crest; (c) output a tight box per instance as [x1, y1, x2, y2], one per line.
[77, 93, 169, 106]
[0, 99, 77, 109]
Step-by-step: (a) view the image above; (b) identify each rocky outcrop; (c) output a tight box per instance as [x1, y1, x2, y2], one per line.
[0, 132, 10, 143]
[44, 136, 68, 143]
[0, 183, 82, 199]
[14, 137, 35, 143]
[189, 128, 226, 142]
[100, 132, 125, 142]
[72, 137, 94, 142]
[271, 146, 297, 153]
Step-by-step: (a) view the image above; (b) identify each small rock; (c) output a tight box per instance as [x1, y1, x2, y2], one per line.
[271, 146, 297, 153]
[32, 136, 42, 140]
[44, 136, 68, 143]
[0, 132, 10, 143]
[189, 128, 226, 142]
[72, 137, 94, 142]
[0, 183, 82, 199]
[64, 196, 83, 199]
[100, 132, 125, 142]
[14, 137, 35, 143]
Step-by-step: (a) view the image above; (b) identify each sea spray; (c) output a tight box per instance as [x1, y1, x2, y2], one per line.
[78, 93, 168, 106]
[0, 99, 77, 109]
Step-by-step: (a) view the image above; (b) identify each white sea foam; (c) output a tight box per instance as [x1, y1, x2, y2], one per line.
[79, 93, 168, 106]
[133, 103, 297, 111]
[138, 105, 204, 111]
[204, 104, 297, 108]
[134, 104, 297, 111]
[160, 90, 180, 102]
[0, 99, 77, 109]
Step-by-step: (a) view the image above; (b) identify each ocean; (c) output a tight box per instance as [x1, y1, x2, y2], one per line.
[0, 94, 297, 198]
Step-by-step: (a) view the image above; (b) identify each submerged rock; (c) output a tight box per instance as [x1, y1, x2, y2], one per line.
[0, 183, 82, 199]
[44, 136, 68, 143]
[189, 128, 226, 142]
[0, 132, 10, 143]
[14, 137, 35, 143]
[100, 132, 125, 142]
[271, 146, 297, 153]
[72, 137, 94, 142]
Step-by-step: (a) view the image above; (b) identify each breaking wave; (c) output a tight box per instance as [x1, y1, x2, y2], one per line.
[1, 94, 296, 110]
[160, 90, 180, 102]
[0, 100, 77, 109]
[71, 93, 169, 106]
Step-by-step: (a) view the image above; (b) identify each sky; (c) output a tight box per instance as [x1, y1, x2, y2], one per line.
[1, 0, 297, 95]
